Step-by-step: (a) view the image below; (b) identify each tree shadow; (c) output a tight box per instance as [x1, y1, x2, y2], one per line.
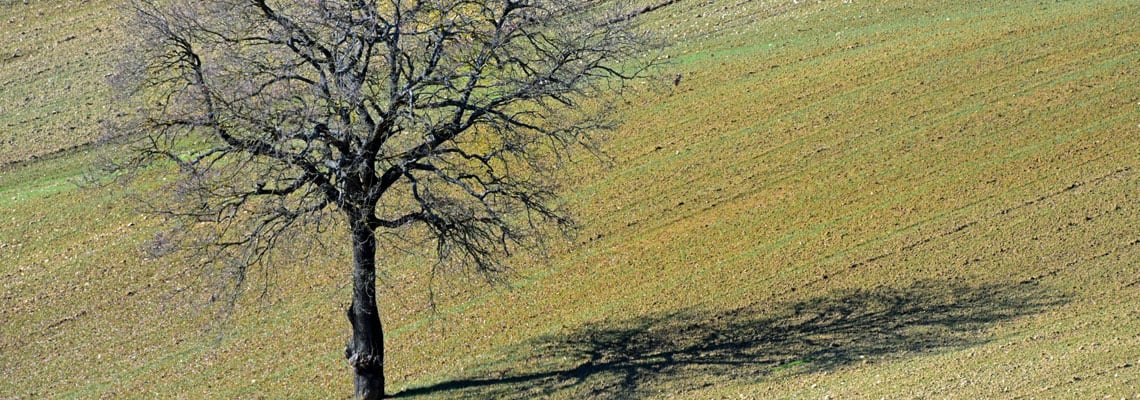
[395, 279, 1066, 399]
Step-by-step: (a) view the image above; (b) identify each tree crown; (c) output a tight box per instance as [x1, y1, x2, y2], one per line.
[117, 0, 660, 283]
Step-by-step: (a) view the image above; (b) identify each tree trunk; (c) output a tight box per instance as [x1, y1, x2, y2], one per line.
[345, 220, 386, 399]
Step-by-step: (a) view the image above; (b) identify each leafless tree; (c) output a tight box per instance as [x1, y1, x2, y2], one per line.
[115, 0, 659, 398]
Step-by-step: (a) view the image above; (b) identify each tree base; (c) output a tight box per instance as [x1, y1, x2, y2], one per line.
[354, 371, 386, 400]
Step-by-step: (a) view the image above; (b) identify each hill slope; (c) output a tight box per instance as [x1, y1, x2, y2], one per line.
[0, 0, 120, 165]
[2, 0, 1139, 398]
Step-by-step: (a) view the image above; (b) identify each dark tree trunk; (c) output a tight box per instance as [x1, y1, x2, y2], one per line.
[345, 220, 386, 399]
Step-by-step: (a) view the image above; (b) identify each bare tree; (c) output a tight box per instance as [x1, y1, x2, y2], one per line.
[115, 0, 658, 398]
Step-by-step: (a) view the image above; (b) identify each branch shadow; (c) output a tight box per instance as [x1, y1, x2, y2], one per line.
[395, 279, 1066, 399]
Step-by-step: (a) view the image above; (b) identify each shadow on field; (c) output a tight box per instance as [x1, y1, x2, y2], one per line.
[395, 280, 1065, 399]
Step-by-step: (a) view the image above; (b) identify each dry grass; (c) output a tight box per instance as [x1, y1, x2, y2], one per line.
[0, 0, 122, 165]
[3, 0, 1140, 398]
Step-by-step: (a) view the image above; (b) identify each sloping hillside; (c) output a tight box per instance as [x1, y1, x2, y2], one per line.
[0, 0, 120, 165]
[2, 0, 1138, 398]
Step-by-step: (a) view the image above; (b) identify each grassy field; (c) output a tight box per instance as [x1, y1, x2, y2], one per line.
[3, 0, 1139, 398]
[0, 0, 121, 165]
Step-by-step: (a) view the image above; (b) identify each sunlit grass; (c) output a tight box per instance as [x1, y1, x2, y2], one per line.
[2, 0, 1139, 398]
[0, 0, 122, 165]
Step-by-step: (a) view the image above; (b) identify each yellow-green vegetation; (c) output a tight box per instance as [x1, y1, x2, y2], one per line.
[0, 0, 121, 165]
[3, 0, 1140, 398]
